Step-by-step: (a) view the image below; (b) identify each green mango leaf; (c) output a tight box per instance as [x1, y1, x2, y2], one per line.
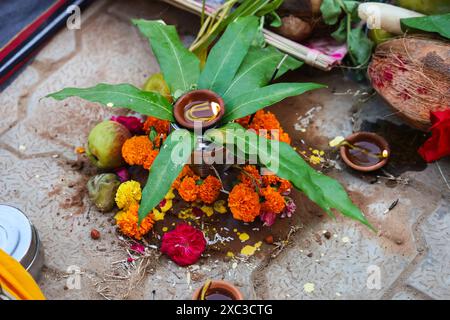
[205, 123, 374, 230]
[198, 16, 259, 95]
[138, 129, 196, 222]
[222, 82, 325, 123]
[401, 13, 450, 39]
[320, 0, 342, 25]
[255, 0, 284, 17]
[268, 12, 282, 27]
[331, 16, 347, 43]
[133, 19, 200, 96]
[46, 83, 174, 121]
[348, 27, 374, 66]
[222, 46, 303, 103]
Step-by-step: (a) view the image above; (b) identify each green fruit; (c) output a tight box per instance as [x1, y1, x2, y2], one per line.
[369, 29, 394, 45]
[396, 0, 450, 15]
[143, 73, 173, 103]
[86, 121, 131, 169]
[87, 173, 121, 212]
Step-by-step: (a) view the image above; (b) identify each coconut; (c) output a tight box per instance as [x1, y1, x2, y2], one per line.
[368, 36, 450, 131]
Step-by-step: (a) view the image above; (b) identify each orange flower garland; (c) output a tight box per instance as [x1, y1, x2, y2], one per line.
[115, 203, 154, 240]
[122, 135, 159, 169]
[228, 183, 261, 223]
[198, 176, 222, 204]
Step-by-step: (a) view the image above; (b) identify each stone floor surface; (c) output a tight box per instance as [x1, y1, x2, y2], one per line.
[0, 0, 449, 300]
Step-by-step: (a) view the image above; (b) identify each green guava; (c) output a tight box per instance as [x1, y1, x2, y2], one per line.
[86, 121, 131, 169]
[143, 73, 173, 103]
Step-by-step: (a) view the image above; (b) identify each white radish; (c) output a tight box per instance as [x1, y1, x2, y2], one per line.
[358, 2, 424, 34]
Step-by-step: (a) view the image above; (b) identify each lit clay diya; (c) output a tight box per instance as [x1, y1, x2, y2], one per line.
[340, 132, 390, 172]
[174, 90, 225, 130]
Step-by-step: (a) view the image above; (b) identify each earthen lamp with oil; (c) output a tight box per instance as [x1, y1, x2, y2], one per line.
[332, 132, 390, 172]
[173, 90, 226, 177]
[173, 90, 225, 130]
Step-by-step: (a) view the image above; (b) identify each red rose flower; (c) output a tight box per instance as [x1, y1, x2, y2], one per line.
[418, 109, 450, 162]
[160, 224, 206, 266]
[111, 116, 143, 135]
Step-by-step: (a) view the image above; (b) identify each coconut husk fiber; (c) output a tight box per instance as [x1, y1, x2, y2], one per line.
[368, 36, 450, 131]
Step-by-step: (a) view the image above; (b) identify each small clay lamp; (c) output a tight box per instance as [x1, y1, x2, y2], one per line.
[340, 132, 390, 172]
[174, 90, 225, 130]
[192, 280, 244, 300]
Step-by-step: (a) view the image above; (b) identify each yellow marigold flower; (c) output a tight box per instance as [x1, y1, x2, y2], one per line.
[115, 180, 141, 210]
[151, 208, 165, 221]
[178, 208, 196, 220]
[160, 199, 173, 213]
[165, 188, 176, 200]
[213, 200, 227, 214]
[309, 155, 323, 165]
[200, 205, 214, 217]
[115, 203, 154, 240]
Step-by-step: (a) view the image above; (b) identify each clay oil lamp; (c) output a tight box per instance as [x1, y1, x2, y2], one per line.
[338, 132, 390, 172]
[173, 90, 227, 177]
[173, 89, 225, 131]
[192, 280, 244, 300]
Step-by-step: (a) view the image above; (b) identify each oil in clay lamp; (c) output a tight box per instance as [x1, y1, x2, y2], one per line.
[174, 90, 225, 130]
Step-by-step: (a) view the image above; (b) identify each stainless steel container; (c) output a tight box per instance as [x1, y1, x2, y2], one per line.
[0, 205, 44, 281]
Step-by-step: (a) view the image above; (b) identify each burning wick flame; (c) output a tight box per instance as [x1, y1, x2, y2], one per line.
[185, 101, 221, 122]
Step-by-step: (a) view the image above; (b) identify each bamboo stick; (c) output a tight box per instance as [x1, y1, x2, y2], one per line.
[160, 0, 336, 70]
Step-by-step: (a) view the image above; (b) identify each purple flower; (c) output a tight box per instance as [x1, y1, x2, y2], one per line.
[114, 167, 130, 182]
[281, 197, 296, 218]
[111, 116, 143, 135]
[260, 211, 277, 227]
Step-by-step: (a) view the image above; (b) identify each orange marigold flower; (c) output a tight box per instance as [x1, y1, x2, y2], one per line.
[228, 183, 261, 223]
[142, 149, 159, 170]
[236, 115, 251, 127]
[178, 176, 199, 202]
[262, 173, 292, 194]
[279, 131, 291, 144]
[278, 179, 292, 194]
[238, 110, 292, 145]
[143, 116, 170, 134]
[238, 165, 261, 188]
[198, 176, 222, 204]
[122, 136, 158, 169]
[115, 203, 154, 240]
[261, 187, 286, 214]
[261, 174, 279, 187]
[172, 165, 196, 190]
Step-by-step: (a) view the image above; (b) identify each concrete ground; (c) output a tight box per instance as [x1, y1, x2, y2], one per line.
[0, 0, 449, 300]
